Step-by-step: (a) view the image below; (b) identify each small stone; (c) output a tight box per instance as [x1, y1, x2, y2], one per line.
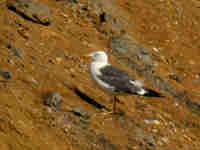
[55, 57, 63, 64]
[61, 13, 69, 18]
[160, 55, 166, 63]
[17, 27, 30, 39]
[82, 40, 89, 46]
[152, 47, 159, 52]
[174, 102, 179, 107]
[144, 119, 160, 125]
[72, 107, 89, 119]
[152, 129, 158, 133]
[161, 137, 168, 143]
[44, 92, 63, 110]
[63, 127, 69, 133]
[195, 73, 200, 79]
[0, 71, 11, 80]
[169, 72, 184, 83]
[21, 75, 38, 85]
[69, 68, 75, 73]
[7, 59, 14, 65]
[153, 120, 161, 125]
[7, 44, 23, 59]
[153, 62, 159, 67]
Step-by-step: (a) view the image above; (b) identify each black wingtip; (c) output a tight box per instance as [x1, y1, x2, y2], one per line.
[143, 88, 164, 98]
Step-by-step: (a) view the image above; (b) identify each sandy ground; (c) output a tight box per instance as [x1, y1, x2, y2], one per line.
[0, 0, 200, 149]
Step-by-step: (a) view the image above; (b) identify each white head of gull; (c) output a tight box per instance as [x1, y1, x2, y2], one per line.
[88, 51, 108, 63]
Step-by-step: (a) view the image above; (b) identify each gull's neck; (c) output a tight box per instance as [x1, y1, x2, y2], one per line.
[91, 60, 109, 67]
[90, 60, 110, 76]
[90, 53, 109, 74]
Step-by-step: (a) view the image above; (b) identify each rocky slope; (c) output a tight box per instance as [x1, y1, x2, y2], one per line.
[0, 0, 200, 149]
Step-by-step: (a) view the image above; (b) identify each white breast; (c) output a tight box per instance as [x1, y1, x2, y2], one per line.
[90, 62, 115, 93]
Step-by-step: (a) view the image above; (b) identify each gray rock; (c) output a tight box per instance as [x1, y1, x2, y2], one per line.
[72, 107, 90, 119]
[97, 133, 118, 150]
[152, 76, 176, 95]
[44, 92, 63, 110]
[109, 34, 154, 77]
[110, 34, 153, 67]
[7, 0, 51, 25]
[7, 43, 23, 59]
[83, 0, 124, 36]
[168, 72, 184, 83]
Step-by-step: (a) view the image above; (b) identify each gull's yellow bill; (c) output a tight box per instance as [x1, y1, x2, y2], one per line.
[81, 54, 91, 59]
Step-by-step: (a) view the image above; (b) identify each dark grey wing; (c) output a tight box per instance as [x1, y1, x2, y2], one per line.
[98, 65, 139, 93]
[99, 65, 130, 79]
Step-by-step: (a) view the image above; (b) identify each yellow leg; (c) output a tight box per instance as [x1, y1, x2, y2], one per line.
[113, 96, 117, 113]
[100, 96, 117, 116]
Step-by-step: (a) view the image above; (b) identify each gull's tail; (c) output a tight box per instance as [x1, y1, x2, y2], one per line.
[142, 88, 163, 97]
[130, 80, 163, 98]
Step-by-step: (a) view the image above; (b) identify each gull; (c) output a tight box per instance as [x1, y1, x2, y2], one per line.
[83, 51, 162, 113]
